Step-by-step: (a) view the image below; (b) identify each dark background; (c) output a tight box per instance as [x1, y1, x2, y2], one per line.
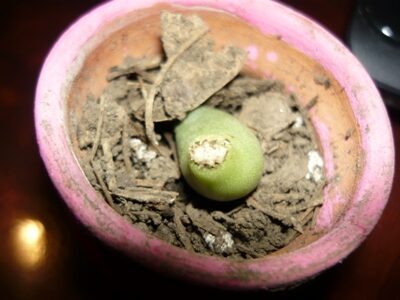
[0, 1, 399, 299]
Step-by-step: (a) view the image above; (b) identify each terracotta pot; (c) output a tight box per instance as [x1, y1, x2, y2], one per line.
[35, 0, 394, 289]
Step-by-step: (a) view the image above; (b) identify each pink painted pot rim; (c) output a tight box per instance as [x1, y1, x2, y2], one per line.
[35, 0, 395, 289]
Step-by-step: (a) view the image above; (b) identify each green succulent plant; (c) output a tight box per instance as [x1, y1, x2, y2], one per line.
[175, 106, 264, 201]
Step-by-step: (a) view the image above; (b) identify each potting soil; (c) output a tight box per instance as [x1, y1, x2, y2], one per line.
[74, 12, 326, 259]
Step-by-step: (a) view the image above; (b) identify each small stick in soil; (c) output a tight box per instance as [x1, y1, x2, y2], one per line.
[164, 132, 180, 177]
[186, 203, 226, 236]
[311, 206, 321, 227]
[211, 211, 236, 226]
[138, 76, 148, 100]
[122, 115, 134, 176]
[102, 140, 117, 191]
[226, 204, 246, 216]
[268, 192, 305, 204]
[235, 243, 261, 258]
[90, 95, 106, 161]
[173, 207, 194, 251]
[314, 74, 331, 89]
[299, 207, 314, 225]
[132, 178, 165, 188]
[266, 144, 280, 155]
[137, 70, 157, 84]
[247, 198, 304, 233]
[272, 130, 288, 141]
[126, 81, 141, 89]
[286, 196, 324, 214]
[304, 95, 318, 111]
[111, 187, 178, 204]
[129, 209, 159, 217]
[91, 160, 119, 212]
[144, 27, 209, 150]
[128, 210, 160, 217]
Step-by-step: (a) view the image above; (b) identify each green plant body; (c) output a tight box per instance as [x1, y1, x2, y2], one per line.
[175, 106, 264, 201]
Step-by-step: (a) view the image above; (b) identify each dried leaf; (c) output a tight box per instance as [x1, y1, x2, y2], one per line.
[145, 12, 209, 148]
[112, 187, 178, 204]
[161, 42, 247, 119]
[107, 55, 162, 81]
[160, 11, 209, 58]
[207, 76, 277, 110]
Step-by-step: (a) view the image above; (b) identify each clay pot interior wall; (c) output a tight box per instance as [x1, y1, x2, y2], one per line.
[66, 4, 362, 255]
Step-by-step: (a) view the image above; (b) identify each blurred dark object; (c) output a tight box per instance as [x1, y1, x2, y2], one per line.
[348, 0, 400, 107]
[381, 89, 400, 109]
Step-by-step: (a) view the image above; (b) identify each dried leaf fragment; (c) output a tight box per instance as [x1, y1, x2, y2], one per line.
[112, 187, 178, 204]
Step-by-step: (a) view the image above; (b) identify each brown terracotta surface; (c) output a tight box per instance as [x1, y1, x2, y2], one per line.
[1, 0, 399, 299]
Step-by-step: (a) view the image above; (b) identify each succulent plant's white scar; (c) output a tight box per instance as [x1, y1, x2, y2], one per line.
[189, 137, 230, 168]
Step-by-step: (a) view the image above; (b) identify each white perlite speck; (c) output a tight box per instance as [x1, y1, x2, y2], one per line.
[293, 115, 304, 128]
[203, 233, 216, 249]
[306, 150, 324, 182]
[130, 138, 157, 163]
[190, 138, 230, 168]
[203, 232, 234, 253]
[220, 233, 234, 252]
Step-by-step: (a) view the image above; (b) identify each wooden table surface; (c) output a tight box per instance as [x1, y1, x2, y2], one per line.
[1, 1, 399, 299]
